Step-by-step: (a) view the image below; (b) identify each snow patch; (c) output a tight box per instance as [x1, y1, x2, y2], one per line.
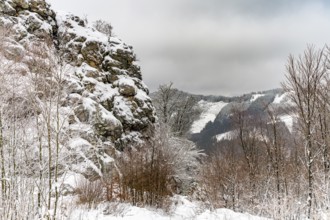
[215, 130, 234, 142]
[69, 137, 92, 149]
[56, 12, 108, 46]
[250, 94, 265, 102]
[273, 93, 286, 104]
[190, 101, 227, 134]
[279, 115, 294, 132]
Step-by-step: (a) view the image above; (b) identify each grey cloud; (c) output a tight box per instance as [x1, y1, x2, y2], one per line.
[50, 0, 330, 95]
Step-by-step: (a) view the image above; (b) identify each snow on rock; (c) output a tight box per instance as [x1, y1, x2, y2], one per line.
[190, 100, 227, 134]
[54, 12, 156, 148]
[0, 0, 156, 179]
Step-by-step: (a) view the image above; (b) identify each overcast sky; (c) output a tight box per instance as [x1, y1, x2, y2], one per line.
[50, 0, 330, 96]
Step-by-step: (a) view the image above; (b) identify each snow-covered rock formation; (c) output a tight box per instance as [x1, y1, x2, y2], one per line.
[0, 0, 156, 176]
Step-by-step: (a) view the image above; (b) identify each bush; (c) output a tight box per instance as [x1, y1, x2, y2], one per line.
[93, 20, 113, 38]
[75, 178, 104, 208]
[116, 144, 173, 208]
[111, 125, 203, 208]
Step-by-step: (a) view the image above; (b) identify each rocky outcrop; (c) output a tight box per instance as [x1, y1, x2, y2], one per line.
[0, 0, 156, 177]
[56, 13, 156, 148]
[0, 0, 56, 41]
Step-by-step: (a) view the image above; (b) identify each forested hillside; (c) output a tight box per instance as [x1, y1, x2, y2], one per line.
[151, 47, 330, 219]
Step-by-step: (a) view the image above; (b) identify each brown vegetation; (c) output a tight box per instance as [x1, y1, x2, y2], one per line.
[200, 46, 330, 219]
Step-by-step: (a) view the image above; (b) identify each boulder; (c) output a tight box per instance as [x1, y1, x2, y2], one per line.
[29, 0, 54, 18]
[81, 41, 104, 67]
[12, 0, 29, 9]
[119, 84, 136, 96]
[0, 1, 16, 15]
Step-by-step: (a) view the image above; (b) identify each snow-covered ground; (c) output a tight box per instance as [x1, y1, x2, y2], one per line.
[190, 100, 228, 134]
[273, 93, 286, 104]
[69, 196, 268, 220]
[215, 130, 234, 142]
[250, 94, 265, 102]
[279, 115, 294, 132]
[272, 92, 295, 107]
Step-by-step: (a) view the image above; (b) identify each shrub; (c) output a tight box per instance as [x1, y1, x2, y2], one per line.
[111, 125, 203, 208]
[116, 144, 173, 208]
[93, 20, 113, 38]
[75, 178, 104, 208]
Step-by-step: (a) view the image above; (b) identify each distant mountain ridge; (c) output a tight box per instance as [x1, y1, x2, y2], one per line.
[151, 87, 291, 151]
[179, 88, 283, 103]
[188, 88, 294, 151]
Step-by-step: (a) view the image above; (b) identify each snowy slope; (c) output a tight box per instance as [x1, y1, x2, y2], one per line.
[279, 115, 294, 132]
[215, 130, 234, 142]
[271, 92, 295, 132]
[190, 100, 227, 134]
[250, 93, 265, 102]
[69, 196, 268, 220]
[273, 93, 287, 104]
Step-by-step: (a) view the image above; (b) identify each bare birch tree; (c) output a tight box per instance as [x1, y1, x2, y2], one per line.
[153, 82, 199, 136]
[282, 45, 328, 218]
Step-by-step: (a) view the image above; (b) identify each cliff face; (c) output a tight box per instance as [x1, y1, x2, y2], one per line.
[0, 0, 156, 176]
[56, 13, 156, 148]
